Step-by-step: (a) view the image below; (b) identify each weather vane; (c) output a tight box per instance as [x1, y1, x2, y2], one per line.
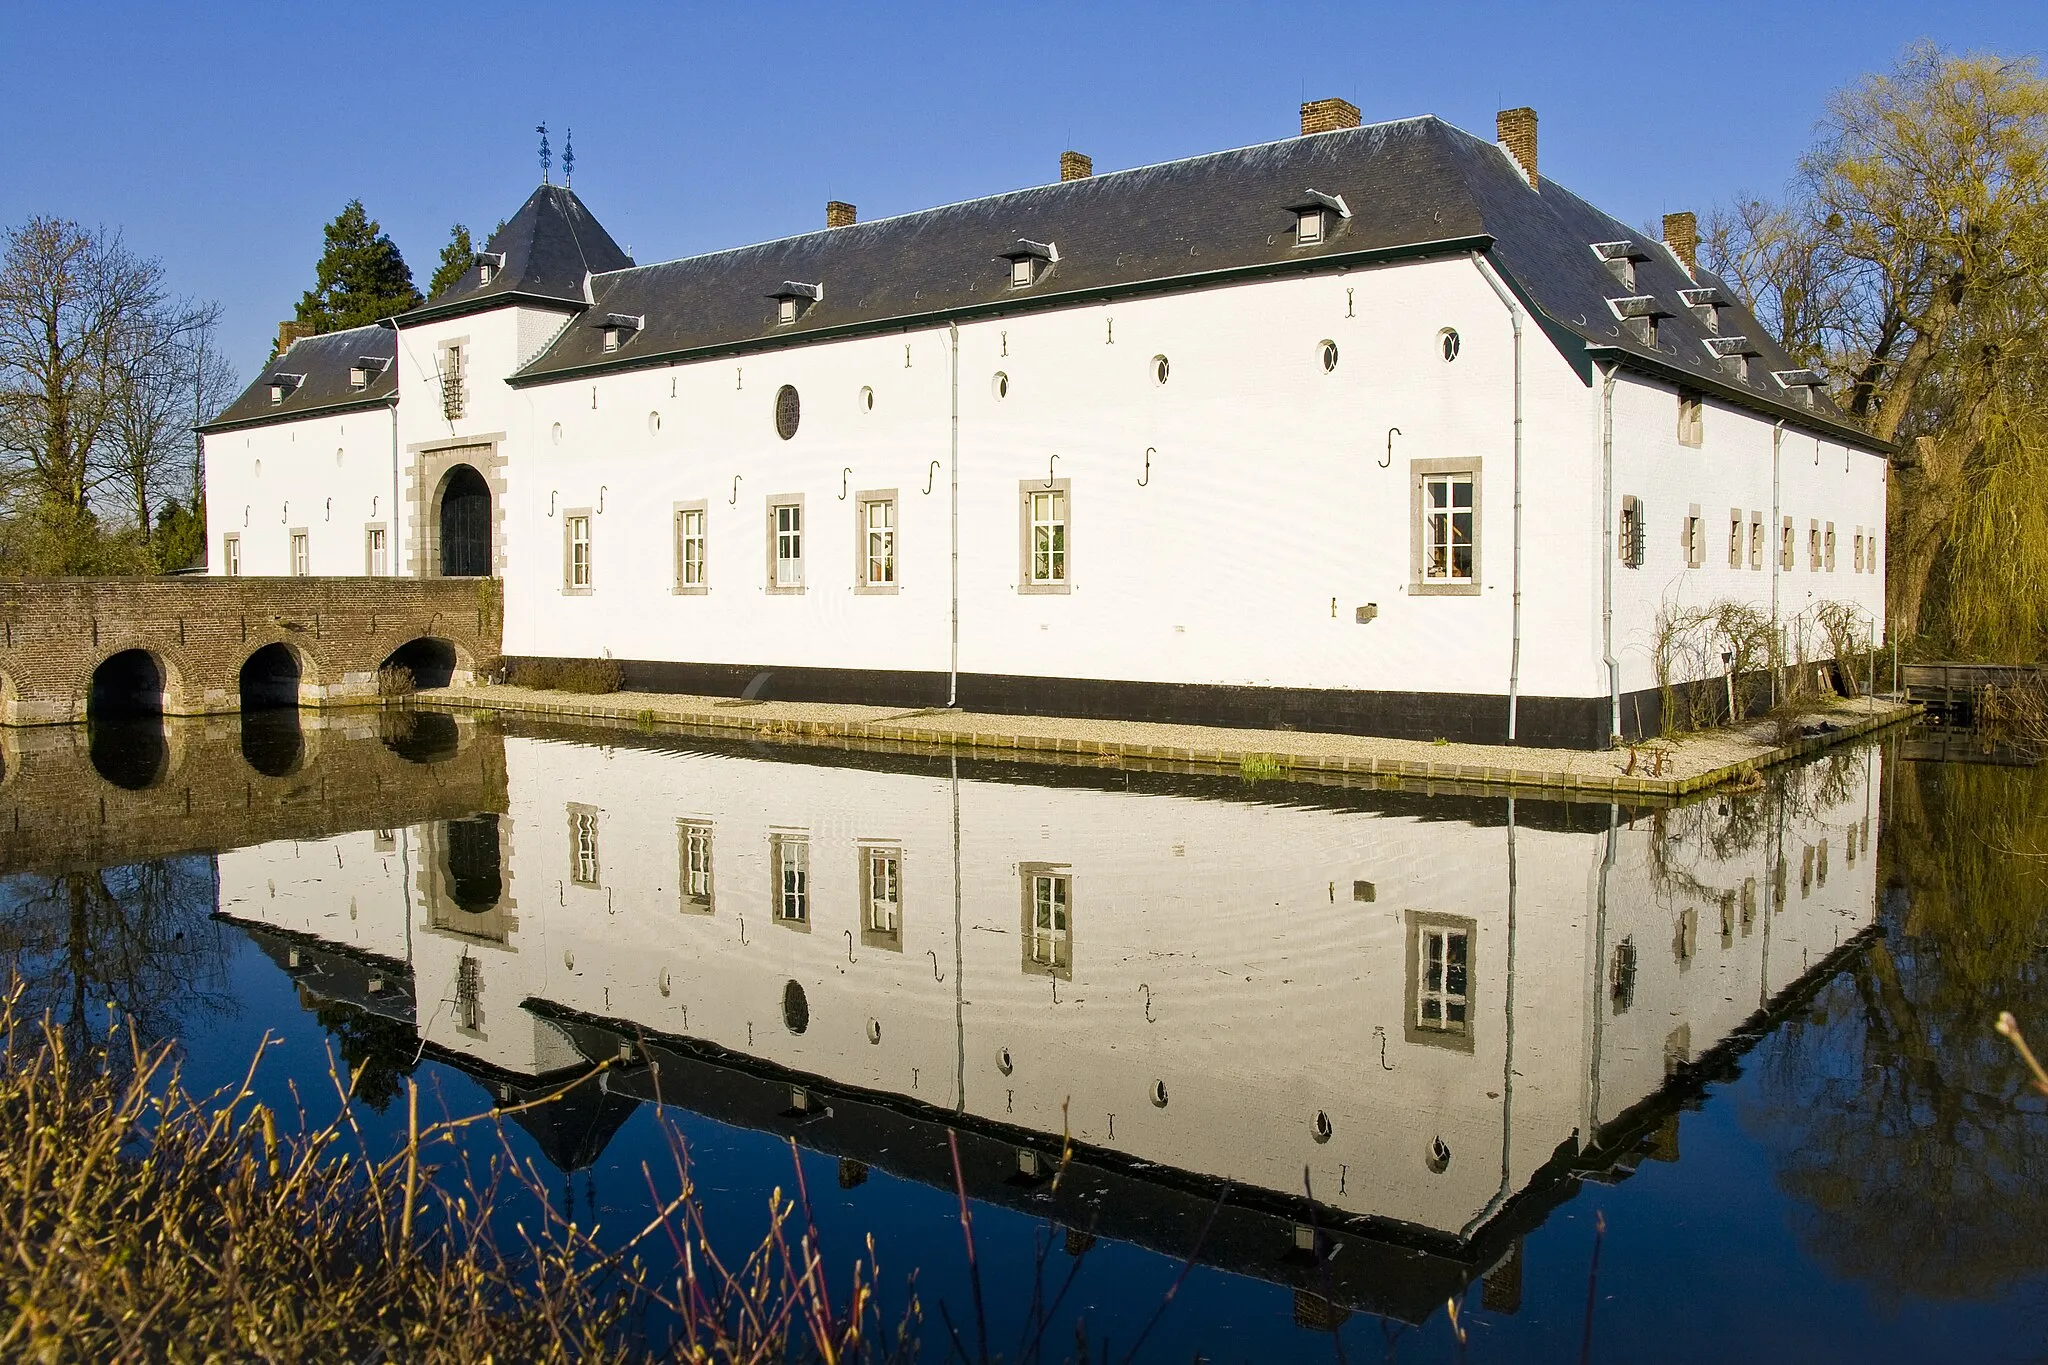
[537, 122, 551, 185]
[563, 128, 574, 187]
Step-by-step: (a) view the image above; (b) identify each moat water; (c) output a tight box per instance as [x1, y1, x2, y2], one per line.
[5, 709, 2043, 1361]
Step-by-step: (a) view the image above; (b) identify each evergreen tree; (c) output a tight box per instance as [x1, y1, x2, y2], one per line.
[291, 201, 422, 336]
[426, 223, 474, 300]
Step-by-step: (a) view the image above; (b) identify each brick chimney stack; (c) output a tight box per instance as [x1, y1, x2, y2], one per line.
[826, 201, 857, 228]
[1663, 211, 1700, 276]
[1497, 107, 1538, 184]
[1060, 150, 1093, 182]
[1300, 98, 1361, 135]
[276, 320, 313, 355]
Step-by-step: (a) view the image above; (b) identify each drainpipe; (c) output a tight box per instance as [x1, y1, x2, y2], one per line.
[948, 323, 961, 708]
[1471, 254, 1524, 741]
[391, 404, 403, 577]
[1600, 365, 1620, 744]
[1461, 794, 1520, 1238]
[1770, 421, 1784, 707]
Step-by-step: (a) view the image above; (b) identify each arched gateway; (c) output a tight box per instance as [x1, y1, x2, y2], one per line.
[438, 464, 492, 576]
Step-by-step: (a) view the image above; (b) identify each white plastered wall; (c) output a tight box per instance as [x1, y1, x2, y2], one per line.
[203, 406, 398, 577]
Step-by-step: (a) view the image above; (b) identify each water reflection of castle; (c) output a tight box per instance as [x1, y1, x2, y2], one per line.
[202, 715, 1879, 1324]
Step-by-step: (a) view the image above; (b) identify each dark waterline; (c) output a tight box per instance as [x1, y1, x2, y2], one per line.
[2, 712, 2043, 1361]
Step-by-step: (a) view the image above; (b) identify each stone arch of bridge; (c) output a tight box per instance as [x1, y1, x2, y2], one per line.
[237, 637, 322, 710]
[380, 636, 469, 691]
[82, 645, 189, 721]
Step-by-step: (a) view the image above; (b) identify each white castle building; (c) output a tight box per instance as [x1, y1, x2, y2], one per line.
[201, 101, 1888, 747]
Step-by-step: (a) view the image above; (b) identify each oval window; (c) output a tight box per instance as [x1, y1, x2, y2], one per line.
[992, 371, 1009, 401]
[551, 422, 564, 445]
[253, 459, 262, 478]
[1151, 354, 1170, 386]
[1440, 328, 1461, 362]
[1427, 1135, 1452, 1173]
[997, 1047, 1014, 1075]
[859, 385, 875, 413]
[1320, 339, 1339, 373]
[657, 967, 672, 997]
[335, 448, 345, 466]
[647, 411, 662, 435]
[866, 1017, 882, 1044]
[1151, 1080, 1169, 1108]
[774, 384, 801, 440]
[782, 979, 810, 1034]
[1312, 1110, 1333, 1143]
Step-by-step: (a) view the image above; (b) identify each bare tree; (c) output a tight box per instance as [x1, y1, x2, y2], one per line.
[105, 297, 228, 543]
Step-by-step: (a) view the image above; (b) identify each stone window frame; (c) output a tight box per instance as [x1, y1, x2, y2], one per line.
[288, 527, 310, 577]
[562, 508, 593, 594]
[673, 500, 708, 595]
[1780, 515, 1796, 571]
[1019, 861, 1074, 980]
[364, 522, 389, 577]
[678, 819, 714, 913]
[769, 831, 811, 930]
[1017, 478, 1071, 595]
[1749, 511, 1765, 570]
[1824, 521, 1837, 571]
[1409, 456, 1482, 596]
[859, 842, 903, 950]
[855, 488, 899, 594]
[1808, 518, 1822, 571]
[438, 336, 469, 422]
[1683, 503, 1704, 569]
[1404, 909, 1477, 1053]
[1677, 390, 1705, 447]
[567, 803, 601, 888]
[408, 438, 507, 579]
[1728, 508, 1744, 569]
[222, 533, 241, 577]
[766, 494, 806, 595]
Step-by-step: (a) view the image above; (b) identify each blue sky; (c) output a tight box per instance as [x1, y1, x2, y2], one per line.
[3, 2, 2042, 377]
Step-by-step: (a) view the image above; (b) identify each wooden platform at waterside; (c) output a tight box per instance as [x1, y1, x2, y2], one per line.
[1901, 662, 2048, 725]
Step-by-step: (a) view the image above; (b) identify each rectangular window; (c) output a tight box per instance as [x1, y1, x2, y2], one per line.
[1824, 522, 1836, 571]
[1750, 513, 1764, 570]
[440, 343, 466, 421]
[1781, 516, 1796, 570]
[568, 805, 600, 887]
[290, 531, 309, 577]
[1684, 506, 1704, 569]
[1010, 258, 1033, 287]
[223, 534, 241, 577]
[1411, 459, 1481, 594]
[769, 499, 804, 591]
[366, 525, 388, 577]
[674, 503, 707, 593]
[858, 494, 897, 591]
[1854, 528, 1864, 574]
[771, 833, 810, 927]
[1297, 209, 1324, 245]
[777, 297, 798, 325]
[1019, 864, 1072, 979]
[1728, 509, 1744, 568]
[860, 844, 902, 950]
[455, 955, 482, 1031]
[679, 821, 713, 913]
[1018, 480, 1070, 593]
[1677, 392, 1704, 447]
[1619, 495, 1645, 568]
[564, 512, 591, 590]
[1406, 911, 1476, 1051]
[1808, 519, 1821, 570]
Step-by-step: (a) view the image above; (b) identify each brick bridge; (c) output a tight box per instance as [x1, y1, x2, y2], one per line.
[0, 578, 501, 725]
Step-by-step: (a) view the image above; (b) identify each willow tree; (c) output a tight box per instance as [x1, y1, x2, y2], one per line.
[1707, 44, 2048, 654]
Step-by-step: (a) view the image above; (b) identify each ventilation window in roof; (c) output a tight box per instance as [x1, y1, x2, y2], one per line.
[268, 373, 304, 406]
[596, 312, 645, 353]
[474, 251, 506, 286]
[1702, 335, 1761, 381]
[1285, 190, 1350, 247]
[998, 240, 1058, 289]
[348, 356, 390, 392]
[1772, 369, 1825, 409]
[767, 281, 823, 325]
[1591, 240, 1651, 291]
[1679, 286, 1726, 334]
[1608, 295, 1673, 348]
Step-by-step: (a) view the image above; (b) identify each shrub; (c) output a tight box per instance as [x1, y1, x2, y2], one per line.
[507, 657, 626, 694]
[375, 664, 416, 697]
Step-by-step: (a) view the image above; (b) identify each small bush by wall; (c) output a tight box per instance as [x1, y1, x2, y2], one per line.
[506, 657, 626, 695]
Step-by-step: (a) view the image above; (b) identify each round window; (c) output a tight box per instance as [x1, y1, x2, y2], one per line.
[859, 385, 875, 413]
[782, 979, 810, 1034]
[1152, 354, 1170, 386]
[774, 384, 801, 440]
[647, 411, 662, 435]
[1440, 328, 1461, 362]
[1320, 339, 1339, 373]
[992, 371, 1009, 401]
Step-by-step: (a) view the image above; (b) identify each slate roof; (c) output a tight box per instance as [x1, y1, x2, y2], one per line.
[203, 323, 397, 433]
[509, 116, 1877, 447]
[408, 184, 633, 320]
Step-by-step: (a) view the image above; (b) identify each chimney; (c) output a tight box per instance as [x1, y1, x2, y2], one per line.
[1497, 106, 1538, 185]
[826, 200, 857, 228]
[1060, 150, 1093, 182]
[276, 320, 314, 354]
[1663, 211, 1699, 276]
[1301, 97, 1361, 136]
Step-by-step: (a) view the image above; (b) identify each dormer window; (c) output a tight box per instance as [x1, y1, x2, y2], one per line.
[1608, 295, 1673, 347]
[766, 281, 822, 325]
[1285, 190, 1350, 247]
[1591, 240, 1650, 291]
[1703, 335, 1761, 381]
[1679, 286, 1725, 334]
[474, 251, 505, 286]
[1773, 369, 1825, 410]
[998, 240, 1058, 289]
[594, 312, 645, 352]
[267, 374, 303, 406]
[347, 356, 389, 392]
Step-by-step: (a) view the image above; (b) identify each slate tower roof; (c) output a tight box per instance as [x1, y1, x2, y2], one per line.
[408, 184, 634, 321]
